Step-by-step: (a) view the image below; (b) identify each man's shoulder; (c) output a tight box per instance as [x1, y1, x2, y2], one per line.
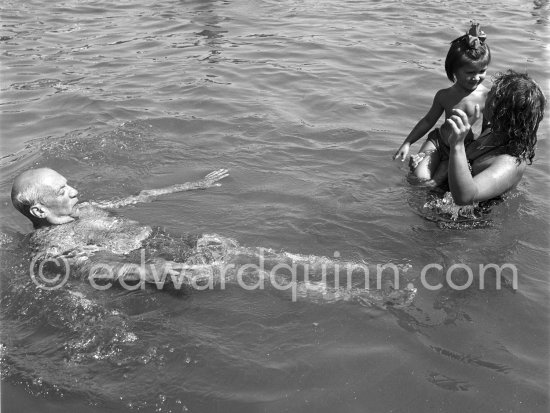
[29, 206, 111, 255]
[30, 223, 77, 257]
[30, 216, 151, 258]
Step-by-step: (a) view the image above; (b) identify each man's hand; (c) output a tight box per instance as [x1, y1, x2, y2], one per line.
[199, 169, 230, 188]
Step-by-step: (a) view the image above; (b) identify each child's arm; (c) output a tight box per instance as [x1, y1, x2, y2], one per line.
[393, 92, 445, 161]
[90, 169, 229, 209]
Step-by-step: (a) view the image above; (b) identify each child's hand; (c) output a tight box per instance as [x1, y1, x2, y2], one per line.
[393, 143, 410, 161]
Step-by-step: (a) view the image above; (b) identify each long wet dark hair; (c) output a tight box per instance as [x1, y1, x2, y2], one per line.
[490, 70, 546, 164]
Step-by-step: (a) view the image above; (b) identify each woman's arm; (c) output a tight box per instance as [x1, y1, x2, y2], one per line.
[90, 169, 229, 209]
[447, 109, 523, 205]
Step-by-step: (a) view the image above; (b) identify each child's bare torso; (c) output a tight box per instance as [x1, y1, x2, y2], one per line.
[436, 84, 489, 144]
[439, 83, 489, 122]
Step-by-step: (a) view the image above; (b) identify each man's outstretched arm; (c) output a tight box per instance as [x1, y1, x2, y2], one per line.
[89, 169, 229, 209]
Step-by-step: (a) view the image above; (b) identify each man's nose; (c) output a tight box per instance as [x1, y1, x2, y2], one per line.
[69, 187, 78, 197]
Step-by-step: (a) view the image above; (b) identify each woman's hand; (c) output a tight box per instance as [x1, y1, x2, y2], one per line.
[446, 105, 480, 147]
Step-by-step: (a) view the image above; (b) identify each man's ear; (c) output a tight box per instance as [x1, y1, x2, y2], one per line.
[29, 204, 47, 219]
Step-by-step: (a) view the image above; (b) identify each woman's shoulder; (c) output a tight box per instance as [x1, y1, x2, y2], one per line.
[472, 152, 525, 177]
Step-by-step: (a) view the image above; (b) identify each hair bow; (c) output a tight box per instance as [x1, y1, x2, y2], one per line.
[466, 22, 486, 48]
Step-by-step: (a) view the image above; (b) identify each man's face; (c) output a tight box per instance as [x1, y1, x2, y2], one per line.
[38, 170, 80, 225]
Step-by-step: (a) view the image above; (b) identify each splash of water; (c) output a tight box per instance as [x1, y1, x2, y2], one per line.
[424, 192, 482, 221]
[418, 191, 499, 229]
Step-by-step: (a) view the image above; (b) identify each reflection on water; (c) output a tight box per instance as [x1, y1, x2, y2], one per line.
[192, 1, 227, 63]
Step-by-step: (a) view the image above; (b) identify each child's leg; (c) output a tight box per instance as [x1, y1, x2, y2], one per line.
[430, 159, 449, 186]
[410, 139, 440, 180]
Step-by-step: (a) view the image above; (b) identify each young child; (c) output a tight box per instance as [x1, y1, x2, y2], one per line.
[393, 23, 491, 183]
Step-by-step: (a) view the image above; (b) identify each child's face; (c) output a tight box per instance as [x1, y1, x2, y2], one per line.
[454, 61, 488, 92]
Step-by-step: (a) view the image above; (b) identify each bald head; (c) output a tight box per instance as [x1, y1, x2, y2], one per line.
[12, 168, 79, 228]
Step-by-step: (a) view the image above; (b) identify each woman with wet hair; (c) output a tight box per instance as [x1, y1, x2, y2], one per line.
[446, 70, 546, 205]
